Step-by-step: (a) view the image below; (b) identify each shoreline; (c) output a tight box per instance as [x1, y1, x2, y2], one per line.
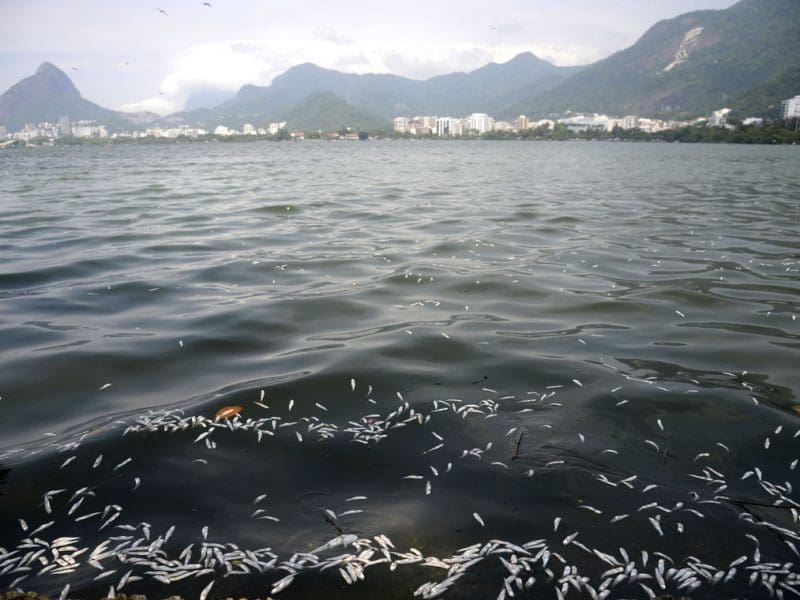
[4, 133, 800, 148]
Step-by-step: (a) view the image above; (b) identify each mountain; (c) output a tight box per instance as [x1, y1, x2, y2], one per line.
[174, 52, 578, 129]
[277, 91, 384, 132]
[419, 53, 582, 117]
[509, 0, 800, 119]
[5, 0, 798, 135]
[183, 87, 236, 111]
[729, 63, 800, 118]
[0, 63, 156, 131]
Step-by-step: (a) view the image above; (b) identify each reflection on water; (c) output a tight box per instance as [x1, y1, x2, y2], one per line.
[0, 141, 798, 598]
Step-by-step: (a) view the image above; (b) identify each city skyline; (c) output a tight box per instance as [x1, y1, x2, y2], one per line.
[1, 0, 735, 115]
[6, 102, 780, 143]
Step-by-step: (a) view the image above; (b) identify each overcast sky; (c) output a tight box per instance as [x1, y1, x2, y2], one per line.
[0, 0, 736, 114]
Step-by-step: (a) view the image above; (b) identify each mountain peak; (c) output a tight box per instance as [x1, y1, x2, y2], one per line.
[36, 61, 63, 75]
[26, 62, 80, 97]
[507, 52, 550, 66]
[282, 62, 330, 78]
[0, 61, 130, 131]
[467, 51, 559, 79]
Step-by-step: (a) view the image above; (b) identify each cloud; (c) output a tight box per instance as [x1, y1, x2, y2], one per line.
[119, 42, 277, 114]
[118, 96, 180, 115]
[313, 28, 353, 45]
[377, 46, 496, 79]
[160, 43, 272, 96]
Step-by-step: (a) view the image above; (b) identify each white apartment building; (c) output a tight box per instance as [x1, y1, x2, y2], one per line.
[72, 124, 108, 138]
[781, 95, 800, 119]
[145, 127, 208, 138]
[708, 108, 731, 127]
[468, 113, 493, 134]
[558, 114, 612, 132]
[637, 118, 666, 133]
[435, 117, 453, 137]
[622, 115, 639, 130]
[268, 121, 287, 135]
[393, 117, 410, 133]
[529, 119, 555, 130]
[415, 116, 437, 129]
[434, 117, 467, 136]
[243, 123, 257, 135]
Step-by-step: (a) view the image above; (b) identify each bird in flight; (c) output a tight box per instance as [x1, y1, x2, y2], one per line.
[71, 67, 80, 72]
[202, 1, 212, 6]
[158, 8, 167, 15]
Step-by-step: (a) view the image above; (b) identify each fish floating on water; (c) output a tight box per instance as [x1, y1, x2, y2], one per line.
[2, 371, 800, 600]
[213, 405, 243, 420]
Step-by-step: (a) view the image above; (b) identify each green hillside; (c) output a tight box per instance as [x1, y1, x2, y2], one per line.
[509, 0, 800, 119]
[176, 53, 576, 129]
[729, 64, 800, 118]
[278, 92, 386, 132]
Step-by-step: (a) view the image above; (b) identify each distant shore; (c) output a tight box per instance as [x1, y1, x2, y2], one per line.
[3, 123, 800, 148]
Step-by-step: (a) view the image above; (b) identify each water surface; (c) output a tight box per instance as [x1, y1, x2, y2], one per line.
[1, 141, 799, 599]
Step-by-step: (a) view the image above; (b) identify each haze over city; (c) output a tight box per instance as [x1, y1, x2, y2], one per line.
[1, 0, 735, 115]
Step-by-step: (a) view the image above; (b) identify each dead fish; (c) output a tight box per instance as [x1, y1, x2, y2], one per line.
[312, 534, 358, 554]
[199, 579, 214, 600]
[214, 405, 242, 420]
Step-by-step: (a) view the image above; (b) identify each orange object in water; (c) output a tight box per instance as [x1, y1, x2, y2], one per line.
[214, 405, 243, 420]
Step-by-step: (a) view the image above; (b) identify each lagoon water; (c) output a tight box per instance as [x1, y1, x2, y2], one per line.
[0, 141, 799, 599]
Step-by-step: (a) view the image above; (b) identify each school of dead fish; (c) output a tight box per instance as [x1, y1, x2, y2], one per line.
[1, 369, 800, 600]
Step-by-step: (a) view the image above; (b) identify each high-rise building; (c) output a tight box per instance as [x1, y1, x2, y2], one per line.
[516, 115, 529, 131]
[59, 115, 72, 136]
[468, 113, 493, 134]
[435, 117, 454, 137]
[393, 117, 409, 133]
[781, 95, 800, 119]
[622, 116, 639, 130]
